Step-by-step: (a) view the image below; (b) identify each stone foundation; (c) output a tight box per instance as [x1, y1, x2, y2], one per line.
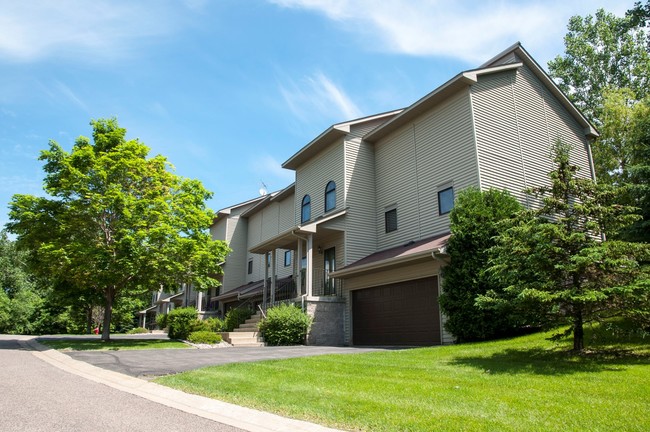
[305, 297, 345, 346]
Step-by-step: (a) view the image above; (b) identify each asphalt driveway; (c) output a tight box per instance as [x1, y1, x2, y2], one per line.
[40, 336, 384, 378]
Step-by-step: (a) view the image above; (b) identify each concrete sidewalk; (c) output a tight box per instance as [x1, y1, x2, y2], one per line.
[22, 337, 382, 432]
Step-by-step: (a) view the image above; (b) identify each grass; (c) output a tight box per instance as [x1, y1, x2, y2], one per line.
[156, 325, 650, 431]
[39, 338, 188, 351]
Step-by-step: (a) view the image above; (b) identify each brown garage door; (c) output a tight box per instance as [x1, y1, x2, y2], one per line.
[352, 276, 440, 346]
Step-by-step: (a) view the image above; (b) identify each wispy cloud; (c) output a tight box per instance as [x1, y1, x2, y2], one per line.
[250, 154, 295, 183]
[280, 71, 362, 123]
[54, 80, 88, 112]
[0, 1, 199, 63]
[268, 0, 629, 63]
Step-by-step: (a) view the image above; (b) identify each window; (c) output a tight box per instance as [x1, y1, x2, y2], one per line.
[301, 195, 311, 223]
[385, 208, 397, 233]
[247, 259, 253, 275]
[284, 250, 292, 267]
[267, 253, 271, 267]
[438, 186, 454, 215]
[324, 181, 336, 212]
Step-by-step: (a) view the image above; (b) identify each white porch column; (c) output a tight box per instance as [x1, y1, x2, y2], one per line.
[263, 252, 269, 309]
[296, 239, 303, 296]
[270, 249, 277, 305]
[141, 314, 146, 328]
[197, 291, 203, 313]
[306, 234, 313, 297]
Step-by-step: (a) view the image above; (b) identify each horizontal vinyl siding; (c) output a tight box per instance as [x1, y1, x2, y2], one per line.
[471, 70, 529, 204]
[375, 90, 478, 250]
[415, 90, 479, 237]
[473, 65, 593, 208]
[375, 126, 420, 249]
[344, 139, 377, 265]
[278, 194, 295, 231]
[222, 215, 248, 292]
[295, 140, 345, 225]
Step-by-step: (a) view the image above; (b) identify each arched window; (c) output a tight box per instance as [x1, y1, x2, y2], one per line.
[301, 195, 311, 223]
[324, 181, 336, 212]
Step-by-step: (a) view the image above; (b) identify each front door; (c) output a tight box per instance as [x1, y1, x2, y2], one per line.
[323, 247, 336, 296]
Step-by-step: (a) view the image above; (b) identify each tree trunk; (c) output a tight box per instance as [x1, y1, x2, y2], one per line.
[573, 309, 584, 351]
[101, 287, 115, 342]
[86, 306, 93, 334]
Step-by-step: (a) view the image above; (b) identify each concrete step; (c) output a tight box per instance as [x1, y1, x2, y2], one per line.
[221, 331, 265, 347]
[236, 323, 260, 330]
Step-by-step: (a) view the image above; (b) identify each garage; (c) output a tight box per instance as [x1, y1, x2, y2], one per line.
[352, 276, 440, 346]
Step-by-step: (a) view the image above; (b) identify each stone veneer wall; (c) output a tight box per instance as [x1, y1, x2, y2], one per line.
[305, 298, 345, 346]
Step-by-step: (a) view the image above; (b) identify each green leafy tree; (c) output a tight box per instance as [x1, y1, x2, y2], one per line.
[548, 3, 650, 124]
[7, 118, 230, 341]
[482, 140, 649, 351]
[438, 188, 526, 342]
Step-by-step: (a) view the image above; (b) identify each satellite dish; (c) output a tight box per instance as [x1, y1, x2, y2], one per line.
[259, 181, 268, 196]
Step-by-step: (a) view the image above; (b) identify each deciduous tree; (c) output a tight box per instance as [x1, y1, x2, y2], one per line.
[7, 118, 230, 341]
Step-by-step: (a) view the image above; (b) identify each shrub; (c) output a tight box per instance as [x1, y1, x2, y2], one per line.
[156, 313, 168, 330]
[126, 327, 149, 334]
[167, 307, 198, 340]
[191, 319, 211, 333]
[224, 308, 252, 332]
[187, 330, 222, 344]
[205, 317, 225, 332]
[259, 304, 311, 346]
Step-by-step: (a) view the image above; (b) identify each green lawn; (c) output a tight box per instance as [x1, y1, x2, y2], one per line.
[156, 327, 650, 431]
[39, 338, 188, 351]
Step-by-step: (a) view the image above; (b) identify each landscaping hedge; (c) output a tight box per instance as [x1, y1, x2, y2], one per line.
[259, 304, 311, 346]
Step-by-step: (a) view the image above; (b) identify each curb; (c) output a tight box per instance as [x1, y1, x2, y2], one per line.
[21, 338, 341, 432]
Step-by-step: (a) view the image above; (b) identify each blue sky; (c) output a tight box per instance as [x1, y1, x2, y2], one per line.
[0, 0, 628, 229]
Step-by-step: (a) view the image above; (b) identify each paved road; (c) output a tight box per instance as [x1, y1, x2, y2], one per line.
[0, 335, 244, 432]
[63, 342, 383, 378]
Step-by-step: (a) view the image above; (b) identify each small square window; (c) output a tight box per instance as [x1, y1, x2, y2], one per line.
[247, 259, 253, 275]
[438, 187, 454, 215]
[284, 250, 291, 267]
[385, 208, 397, 233]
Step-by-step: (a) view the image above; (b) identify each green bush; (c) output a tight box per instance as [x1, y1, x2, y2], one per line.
[167, 307, 198, 340]
[156, 313, 168, 329]
[187, 330, 222, 344]
[126, 327, 149, 334]
[205, 317, 225, 332]
[259, 304, 311, 346]
[224, 308, 252, 332]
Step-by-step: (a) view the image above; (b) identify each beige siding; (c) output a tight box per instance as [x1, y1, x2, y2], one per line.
[472, 65, 593, 207]
[344, 139, 377, 265]
[295, 139, 345, 224]
[374, 90, 478, 250]
[278, 194, 295, 231]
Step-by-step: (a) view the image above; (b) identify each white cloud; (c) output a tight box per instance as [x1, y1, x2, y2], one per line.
[54, 80, 88, 112]
[280, 71, 362, 123]
[0, 1, 194, 63]
[268, 0, 631, 64]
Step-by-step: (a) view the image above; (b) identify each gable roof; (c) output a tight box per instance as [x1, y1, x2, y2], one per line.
[282, 109, 403, 170]
[364, 42, 598, 143]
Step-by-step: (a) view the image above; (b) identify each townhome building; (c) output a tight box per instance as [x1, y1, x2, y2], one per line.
[146, 42, 597, 346]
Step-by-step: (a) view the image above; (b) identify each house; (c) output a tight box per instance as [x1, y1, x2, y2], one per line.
[149, 42, 597, 345]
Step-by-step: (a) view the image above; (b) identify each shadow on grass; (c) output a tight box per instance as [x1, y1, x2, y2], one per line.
[450, 347, 650, 376]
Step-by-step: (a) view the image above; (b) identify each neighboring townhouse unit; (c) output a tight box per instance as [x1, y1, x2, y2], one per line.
[163, 42, 598, 346]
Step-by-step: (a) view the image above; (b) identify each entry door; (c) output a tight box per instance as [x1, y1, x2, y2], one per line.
[323, 247, 336, 296]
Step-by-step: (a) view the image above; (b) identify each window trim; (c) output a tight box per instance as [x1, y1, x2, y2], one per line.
[438, 186, 455, 215]
[284, 250, 292, 267]
[385, 207, 398, 233]
[247, 259, 253, 275]
[301, 194, 311, 223]
[324, 181, 336, 212]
